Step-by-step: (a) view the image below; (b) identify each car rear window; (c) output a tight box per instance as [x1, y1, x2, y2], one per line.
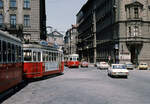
[113, 65, 126, 69]
[141, 63, 147, 65]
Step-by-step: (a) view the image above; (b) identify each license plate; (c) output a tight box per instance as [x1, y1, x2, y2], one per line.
[117, 72, 125, 75]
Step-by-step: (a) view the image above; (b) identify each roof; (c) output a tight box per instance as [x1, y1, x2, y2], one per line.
[125, 1, 143, 8]
[76, 0, 92, 16]
[0, 30, 21, 43]
[47, 31, 63, 37]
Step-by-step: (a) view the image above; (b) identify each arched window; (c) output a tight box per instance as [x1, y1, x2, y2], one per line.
[125, 1, 143, 19]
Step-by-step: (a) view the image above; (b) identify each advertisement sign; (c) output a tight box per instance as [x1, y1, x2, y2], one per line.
[119, 52, 131, 60]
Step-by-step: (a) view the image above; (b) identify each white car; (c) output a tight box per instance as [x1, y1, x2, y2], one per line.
[97, 62, 109, 69]
[80, 61, 88, 67]
[108, 64, 129, 78]
[125, 62, 135, 70]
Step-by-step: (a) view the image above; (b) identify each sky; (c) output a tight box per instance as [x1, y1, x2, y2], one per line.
[46, 0, 87, 34]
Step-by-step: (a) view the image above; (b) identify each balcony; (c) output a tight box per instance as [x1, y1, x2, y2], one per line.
[127, 17, 142, 21]
[126, 37, 143, 46]
[0, 23, 23, 31]
[0, 23, 23, 39]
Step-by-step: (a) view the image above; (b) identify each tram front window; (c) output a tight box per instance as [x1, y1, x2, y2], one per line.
[24, 50, 32, 61]
[72, 57, 77, 61]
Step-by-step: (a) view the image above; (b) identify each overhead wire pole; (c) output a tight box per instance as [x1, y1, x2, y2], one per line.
[93, 7, 97, 64]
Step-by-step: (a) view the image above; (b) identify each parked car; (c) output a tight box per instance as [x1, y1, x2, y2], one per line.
[108, 64, 129, 78]
[97, 62, 109, 69]
[138, 62, 148, 70]
[80, 61, 88, 67]
[95, 62, 100, 67]
[125, 62, 135, 70]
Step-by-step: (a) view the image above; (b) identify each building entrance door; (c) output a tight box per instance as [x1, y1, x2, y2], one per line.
[131, 46, 137, 65]
[130, 45, 142, 66]
[127, 41, 143, 66]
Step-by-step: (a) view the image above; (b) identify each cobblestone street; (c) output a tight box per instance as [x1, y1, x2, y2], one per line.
[2, 67, 150, 104]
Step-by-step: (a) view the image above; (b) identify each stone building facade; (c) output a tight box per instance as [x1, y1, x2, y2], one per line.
[77, 0, 150, 65]
[64, 25, 78, 55]
[47, 30, 64, 50]
[0, 0, 46, 42]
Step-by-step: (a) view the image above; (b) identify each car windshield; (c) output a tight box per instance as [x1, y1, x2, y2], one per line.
[112, 65, 126, 69]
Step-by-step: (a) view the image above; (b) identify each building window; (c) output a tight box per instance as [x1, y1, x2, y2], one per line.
[10, 0, 16, 8]
[0, 0, 3, 8]
[134, 26, 139, 36]
[0, 14, 3, 27]
[24, 15, 30, 27]
[134, 7, 139, 19]
[10, 14, 16, 28]
[128, 8, 131, 19]
[24, 0, 30, 9]
[128, 27, 131, 37]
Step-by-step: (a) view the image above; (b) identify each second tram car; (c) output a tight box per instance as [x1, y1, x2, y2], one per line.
[0, 30, 23, 93]
[23, 43, 64, 78]
[66, 54, 79, 68]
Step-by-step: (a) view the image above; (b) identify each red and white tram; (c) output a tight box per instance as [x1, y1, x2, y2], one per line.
[66, 54, 79, 68]
[0, 30, 23, 93]
[23, 43, 64, 79]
